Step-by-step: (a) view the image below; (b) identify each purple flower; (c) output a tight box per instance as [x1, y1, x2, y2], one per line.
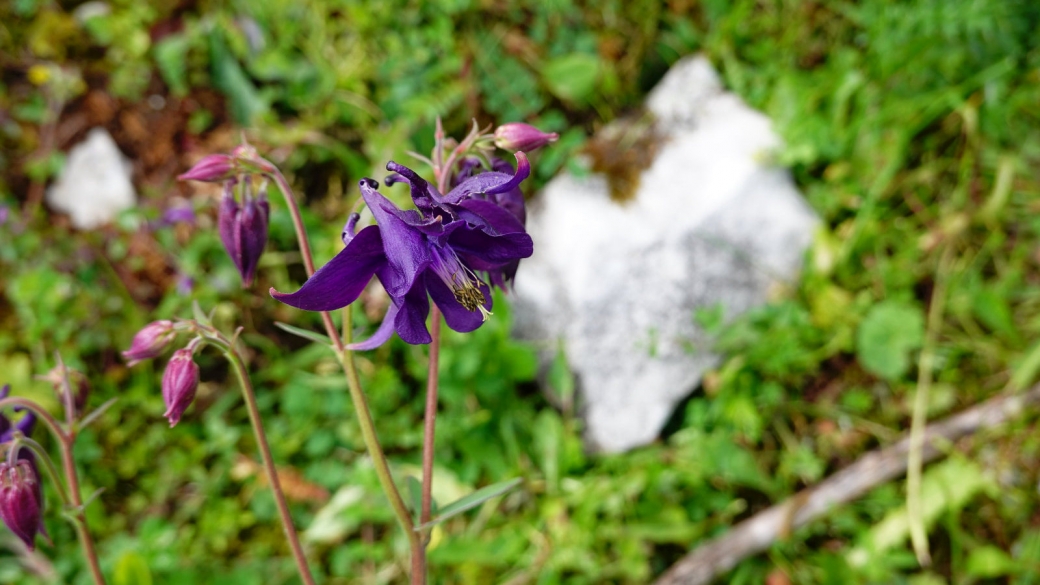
[0, 460, 43, 550]
[122, 320, 176, 366]
[271, 155, 533, 348]
[218, 179, 270, 287]
[162, 349, 199, 427]
[0, 386, 37, 444]
[157, 206, 196, 228]
[493, 122, 558, 152]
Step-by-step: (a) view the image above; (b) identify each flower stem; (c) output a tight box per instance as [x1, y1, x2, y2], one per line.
[416, 307, 443, 584]
[0, 398, 108, 585]
[271, 169, 420, 576]
[334, 341, 420, 555]
[60, 431, 106, 585]
[907, 244, 955, 567]
[223, 349, 316, 585]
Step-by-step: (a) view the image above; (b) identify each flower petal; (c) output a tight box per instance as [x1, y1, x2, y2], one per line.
[271, 225, 385, 311]
[385, 161, 444, 212]
[359, 179, 432, 297]
[448, 225, 533, 270]
[426, 272, 491, 333]
[218, 182, 242, 273]
[455, 198, 526, 235]
[346, 302, 400, 351]
[443, 152, 530, 203]
[392, 276, 432, 344]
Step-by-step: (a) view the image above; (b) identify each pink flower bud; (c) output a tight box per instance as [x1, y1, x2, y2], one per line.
[162, 349, 199, 427]
[493, 123, 558, 152]
[122, 320, 176, 366]
[0, 460, 43, 550]
[177, 154, 235, 183]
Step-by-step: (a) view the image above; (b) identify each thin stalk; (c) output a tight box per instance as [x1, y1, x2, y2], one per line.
[268, 170, 318, 278]
[415, 308, 443, 585]
[335, 344, 420, 549]
[0, 398, 107, 585]
[907, 245, 954, 567]
[224, 349, 316, 585]
[272, 154, 421, 579]
[60, 432, 106, 585]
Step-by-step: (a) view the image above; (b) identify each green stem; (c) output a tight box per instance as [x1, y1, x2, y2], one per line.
[335, 341, 419, 545]
[270, 169, 419, 576]
[224, 349, 316, 585]
[907, 245, 954, 567]
[266, 152, 428, 580]
[415, 308, 443, 585]
[59, 432, 106, 585]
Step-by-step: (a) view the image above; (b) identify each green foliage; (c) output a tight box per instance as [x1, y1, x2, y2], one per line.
[2, 0, 1040, 583]
[856, 301, 926, 381]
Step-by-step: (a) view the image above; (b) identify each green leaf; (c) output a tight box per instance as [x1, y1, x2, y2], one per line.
[154, 35, 190, 97]
[541, 53, 602, 104]
[274, 322, 332, 346]
[192, 300, 213, 328]
[966, 545, 1017, 578]
[1011, 338, 1040, 391]
[113, 550, 152, 585]
[406, 475, 423, 524]
[855, 300, 925, 381]
[847, 457, 997, 567]
[209, 29, 267, 125]
[416, 477, 521, 531]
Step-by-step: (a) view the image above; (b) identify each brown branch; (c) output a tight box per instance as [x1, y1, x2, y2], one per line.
[654, 384, 1040, 585]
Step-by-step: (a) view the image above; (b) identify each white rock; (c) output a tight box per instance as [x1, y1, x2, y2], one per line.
[47, 128, 136, 229]
[512, 55, 819, 453]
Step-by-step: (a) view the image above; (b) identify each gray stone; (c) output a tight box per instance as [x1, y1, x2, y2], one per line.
[47, 128, 136, 229]
[512, 55, 819, 453]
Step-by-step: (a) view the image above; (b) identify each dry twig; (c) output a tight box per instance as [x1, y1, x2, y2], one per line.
[654, 383, 1040, 585]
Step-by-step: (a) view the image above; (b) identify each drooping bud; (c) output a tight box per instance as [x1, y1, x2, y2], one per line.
[493, 122, 558, 152]
[217, 179, 270, 287]
[161, 348, 199, 427]
[239, 181, 270, 286]
[0, 460, 43, 550]
[177, 154, 235, 183]
[122, 320, 176, 366]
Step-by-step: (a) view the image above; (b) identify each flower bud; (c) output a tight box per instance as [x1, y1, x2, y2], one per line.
[122, 320, 176, 366]
[177, 154, 235, 183]
[162, 349, 199, 427]
[493, 122, 558, 152]
[218, 180, 270, 287]
[0, 460, 43, 550]
[38, 366, 90, 416]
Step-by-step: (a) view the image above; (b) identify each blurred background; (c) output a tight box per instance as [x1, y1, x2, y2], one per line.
[2, 0, 1040, 583]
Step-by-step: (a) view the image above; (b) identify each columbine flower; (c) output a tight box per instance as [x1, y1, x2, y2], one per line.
[162, 349, 199, 427]
[493, 122, 558, 152]
[0, 461, 43, 550]
[271, 155, 533, 348]
[122, 320, 176, 366]
[218, 178, 270, 287]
